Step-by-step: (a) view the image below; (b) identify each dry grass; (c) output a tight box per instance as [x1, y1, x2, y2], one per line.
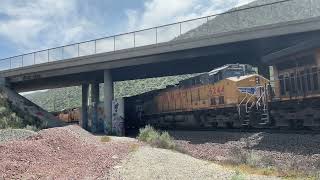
[222, 161, 320, 180]
[129, 144, 140, 152]
[231, 170, 246, 180]
[223, 146, 320, 179]
[100, 136, 111, 143]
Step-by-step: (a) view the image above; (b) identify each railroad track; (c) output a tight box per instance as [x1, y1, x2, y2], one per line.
[166, 127, 320, 135]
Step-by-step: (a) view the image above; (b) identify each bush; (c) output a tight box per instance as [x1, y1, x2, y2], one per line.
[138, 125, 176, 149]
[228, 147, 275, 169]
[24, 125, 39, 132]
[231, 171, 246, 180]
[228, 146, 249, 165]
[138, 125, 159, 142]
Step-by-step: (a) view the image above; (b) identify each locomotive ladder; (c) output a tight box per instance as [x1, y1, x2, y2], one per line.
[238, 85, 269, 126]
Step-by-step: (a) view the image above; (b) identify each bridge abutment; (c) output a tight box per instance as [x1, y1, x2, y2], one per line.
[104, 70, 113, 134]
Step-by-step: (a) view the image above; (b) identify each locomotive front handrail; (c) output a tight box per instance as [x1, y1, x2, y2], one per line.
[238, 91, 248, 116]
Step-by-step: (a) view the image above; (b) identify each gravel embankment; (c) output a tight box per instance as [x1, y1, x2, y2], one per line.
[0, 125, 137, 179]
[110, 146, 279, 180]
[0, 129, 37, 144]
[171, 131, 320, 172]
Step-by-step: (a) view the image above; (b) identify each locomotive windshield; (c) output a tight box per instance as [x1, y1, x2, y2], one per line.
[179, 64, 258, 87]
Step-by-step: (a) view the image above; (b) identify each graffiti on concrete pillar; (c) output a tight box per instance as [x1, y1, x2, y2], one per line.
[112, 98, 125, 136]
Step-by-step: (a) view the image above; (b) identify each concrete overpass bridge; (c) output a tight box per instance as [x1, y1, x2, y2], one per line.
[1, 0, 320, 133]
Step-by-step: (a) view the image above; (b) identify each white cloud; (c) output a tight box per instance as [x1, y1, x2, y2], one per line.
[0, 0, 257, 57]
[0, 0, 98, 53]
[126, 0, 256, 31]
[121, 0, 256, 47]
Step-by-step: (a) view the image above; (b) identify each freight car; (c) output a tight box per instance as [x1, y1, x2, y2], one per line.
[263, 41, 320, 129]
[53, 108, 80, 123]
[128, 64, 270, 129]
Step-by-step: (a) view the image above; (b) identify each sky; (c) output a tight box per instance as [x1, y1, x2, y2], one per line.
[0, 0, 256, 59]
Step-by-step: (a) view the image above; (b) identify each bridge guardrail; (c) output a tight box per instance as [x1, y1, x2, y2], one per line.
[0, 0, 316, 72]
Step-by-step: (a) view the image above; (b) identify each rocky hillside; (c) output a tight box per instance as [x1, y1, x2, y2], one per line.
[0, 91, 42, 129]
[178, 0, 316, 41]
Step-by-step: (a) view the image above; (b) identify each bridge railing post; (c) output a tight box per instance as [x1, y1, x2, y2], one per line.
[156, 27, 158, 44]
[134, 32, 136, 48]
[113, 36, 116, 51]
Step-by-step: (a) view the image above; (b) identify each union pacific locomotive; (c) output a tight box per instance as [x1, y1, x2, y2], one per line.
[126, 64, 271, 129]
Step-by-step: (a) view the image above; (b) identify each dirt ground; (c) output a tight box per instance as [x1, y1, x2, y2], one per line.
[109, 146, 279, 180]
[0, 125, 137, 179]
[2, 126, 312, 179]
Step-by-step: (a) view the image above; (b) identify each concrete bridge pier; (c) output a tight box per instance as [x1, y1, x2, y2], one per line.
[104, 70, 113, 134]
[91, 82, 100, 133]
[81, 83, 89, 130]
[0, 77, 9, 87]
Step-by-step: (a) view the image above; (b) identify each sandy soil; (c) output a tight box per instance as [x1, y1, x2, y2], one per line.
[110, 146, 279, 180]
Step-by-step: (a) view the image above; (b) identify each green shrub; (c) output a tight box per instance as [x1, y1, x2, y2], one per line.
[138, 125, 160, 142]
[231, 171, 246, 180]
[138, 125, 176, 149]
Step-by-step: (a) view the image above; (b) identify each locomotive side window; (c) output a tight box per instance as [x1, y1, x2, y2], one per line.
[279, 75, 285, 96]
[312, 68, 319, 91]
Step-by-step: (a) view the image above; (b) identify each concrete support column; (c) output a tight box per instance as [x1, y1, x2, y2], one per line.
[81, 83, 89, 130]
[104, 70, 113, 134]
[91, 82, 100, 133]
[0, 77, 9, 87]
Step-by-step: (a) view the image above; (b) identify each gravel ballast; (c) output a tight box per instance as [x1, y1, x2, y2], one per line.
[171, 131, 320, 173]
[0, 129, 37, 144]
[0, 125, 136, 179]
[110, 146, 279, 180]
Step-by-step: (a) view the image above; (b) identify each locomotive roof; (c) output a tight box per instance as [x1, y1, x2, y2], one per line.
[227, 74, 268, 82]
[208, 64, 245, 75]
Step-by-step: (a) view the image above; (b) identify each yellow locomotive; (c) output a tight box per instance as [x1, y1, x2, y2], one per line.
[136, 64, 270, 129]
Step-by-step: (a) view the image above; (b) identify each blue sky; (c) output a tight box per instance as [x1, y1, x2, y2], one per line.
[0, 0, 254, 59]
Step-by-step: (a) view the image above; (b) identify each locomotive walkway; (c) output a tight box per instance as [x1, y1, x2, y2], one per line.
[1, 0, 320, 133]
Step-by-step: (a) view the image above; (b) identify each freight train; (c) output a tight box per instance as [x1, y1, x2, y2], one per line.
[54, 45, 320, 130]
[128, 55, 320, 130]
